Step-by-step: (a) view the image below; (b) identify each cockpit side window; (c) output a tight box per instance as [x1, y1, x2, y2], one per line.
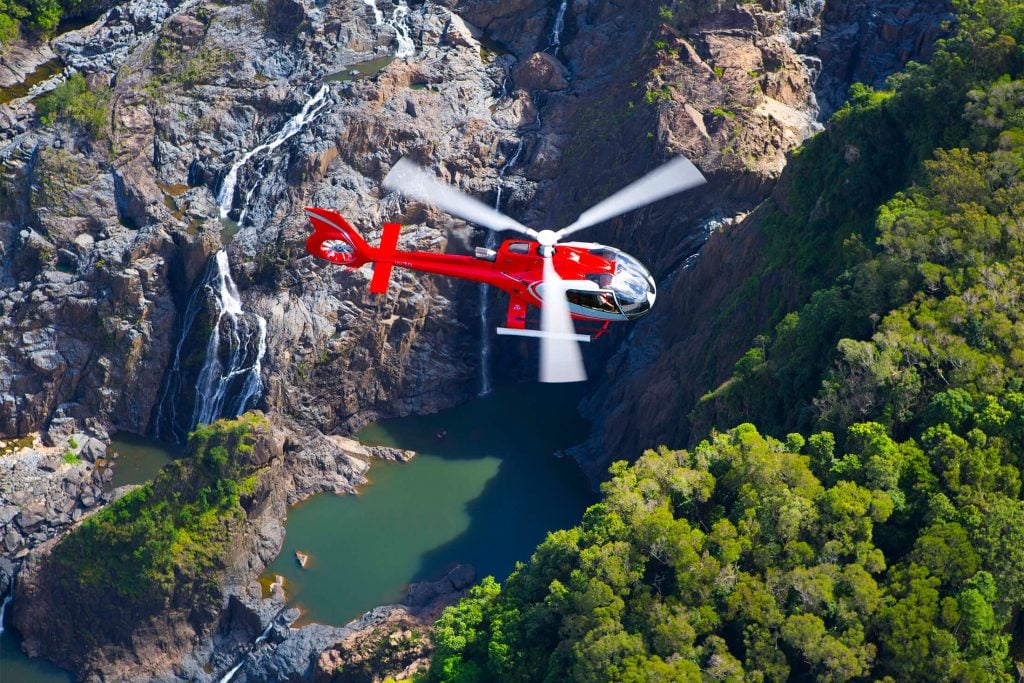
[507, 242, 531, 254]
[588, 248, 617, 260]
[566, 289, 620, 313]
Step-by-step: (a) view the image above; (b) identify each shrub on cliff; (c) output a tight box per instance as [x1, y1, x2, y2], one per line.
[0, 0, 117, 43]
[0, 1, 24, 44]
[35, 73, 110, 140]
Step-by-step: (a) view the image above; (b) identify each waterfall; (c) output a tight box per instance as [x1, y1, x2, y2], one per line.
[361, 0, 384, 25]
[217, 85, 330, 222]
[153, 261, 212, 442]
[154, 253, 267, 441]
[253, 621, 274, 646]
[191, 251, 267, 428]
[0, 592, 11, 637]
[218, 659, 245, 683]
[548, 0, 568, 52]
[363, 0, 415, 59]
[218, 619, 276, 683]
[479, 140, 525, 395]
[155, 84, 331, 440]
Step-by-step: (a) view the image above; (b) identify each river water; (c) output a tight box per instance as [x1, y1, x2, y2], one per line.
[0, 594, 73, 682]
[261, 382, 596, 625]
[105, 431, 183, 489]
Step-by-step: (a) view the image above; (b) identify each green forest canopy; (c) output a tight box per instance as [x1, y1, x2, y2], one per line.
[0, 0, 111, 44]
[420, 0, 1024, 680]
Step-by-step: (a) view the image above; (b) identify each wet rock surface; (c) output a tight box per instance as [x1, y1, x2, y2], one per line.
[791, 0, 952, 118]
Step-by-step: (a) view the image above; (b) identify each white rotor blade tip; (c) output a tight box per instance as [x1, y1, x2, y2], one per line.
[382, 158, 537, 238]
[556, 156, 707, 239]
[540, 256, 587, 383]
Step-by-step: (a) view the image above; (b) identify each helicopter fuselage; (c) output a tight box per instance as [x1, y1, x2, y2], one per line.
[304, 209, 657, 330]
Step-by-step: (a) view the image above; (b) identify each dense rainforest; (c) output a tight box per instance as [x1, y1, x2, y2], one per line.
[419, 0, 1024, 680]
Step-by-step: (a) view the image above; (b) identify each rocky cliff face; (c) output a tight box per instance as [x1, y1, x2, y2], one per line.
[0, 0, 950, 472]
[0, 0, 525, 445]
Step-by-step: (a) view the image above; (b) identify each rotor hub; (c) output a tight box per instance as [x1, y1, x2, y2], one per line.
[537, 230, 557, 247]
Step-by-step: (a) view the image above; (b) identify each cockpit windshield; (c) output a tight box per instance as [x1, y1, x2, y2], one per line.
[610, 250, 655, 319]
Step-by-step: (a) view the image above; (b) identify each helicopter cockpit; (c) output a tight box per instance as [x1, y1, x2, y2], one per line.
[564, 247, 656, 321]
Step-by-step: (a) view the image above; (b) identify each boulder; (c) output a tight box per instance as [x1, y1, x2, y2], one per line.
[16, 502, 48, 533]
[79, 437, 107, 462]
[512, 52, 569, 91]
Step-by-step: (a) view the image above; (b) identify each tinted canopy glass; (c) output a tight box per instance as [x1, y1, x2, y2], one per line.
[610, 250, 655, 319]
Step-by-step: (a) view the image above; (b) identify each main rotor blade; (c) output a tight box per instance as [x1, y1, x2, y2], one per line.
[555, 156, 707, 240]
[382, 158, 538, 238]
[540, 255, 587, 383]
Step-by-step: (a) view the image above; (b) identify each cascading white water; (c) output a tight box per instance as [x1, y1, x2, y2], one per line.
[191, 251, 267, 428]
[218, 659, 245, 683]
[0, 592, 11, 636]
[217, 85, 330, 221]
[479, 140, 526, 395]
[548, 0, 568, 52]
[361, 0, 384, 25]
[218, 619, 275, 682]
[159, 85, 331, 437]
[253, 621, 274, 646]
[390, 2, 416, 59]
[153, 268, 210, 442]
[363, 0, 415, 59]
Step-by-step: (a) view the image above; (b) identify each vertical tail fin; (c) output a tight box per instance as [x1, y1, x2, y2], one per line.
[305, 207, 374, 267]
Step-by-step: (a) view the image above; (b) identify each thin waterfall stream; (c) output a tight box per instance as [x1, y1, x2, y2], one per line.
[0, 591, 11, 637]
[479, 2, 567, 392]
[548, 0, 568, 53]
[479, 139, 525, 395]
[217, 84, 330, 224]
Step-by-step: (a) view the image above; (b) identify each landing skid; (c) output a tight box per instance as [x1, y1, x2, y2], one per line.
[496, 328, 591, 342]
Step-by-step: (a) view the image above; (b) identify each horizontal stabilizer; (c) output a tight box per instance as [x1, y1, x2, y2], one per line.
[369, 222, 402, 294]
[496, 327, 591, 342]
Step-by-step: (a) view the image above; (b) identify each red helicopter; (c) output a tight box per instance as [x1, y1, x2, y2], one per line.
[305, 156, 706, 382]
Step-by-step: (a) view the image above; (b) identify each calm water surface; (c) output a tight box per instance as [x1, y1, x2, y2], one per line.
[262, 383, 596, 625]
[1, 599, 73, 681]
[106, 431, 182, 489]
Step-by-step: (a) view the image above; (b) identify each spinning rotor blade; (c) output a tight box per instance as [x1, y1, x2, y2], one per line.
[540, 255, 587, 383]
[382, 158, 538, 239]
[555, 156, 707, 240]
